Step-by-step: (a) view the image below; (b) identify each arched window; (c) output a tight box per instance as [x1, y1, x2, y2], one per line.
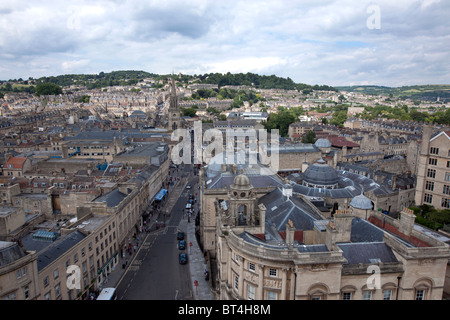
[307, 283, 329, 300]
[237, 204, 247, 226]
[340, 285, 357, 300]
[413, 278, 433, 300]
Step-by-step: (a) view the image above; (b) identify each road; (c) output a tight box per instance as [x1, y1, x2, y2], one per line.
[116, 165, 199, 300]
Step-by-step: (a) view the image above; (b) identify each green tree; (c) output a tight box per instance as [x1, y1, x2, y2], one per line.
[302, 130, 317, 143]
[181, 107, 197, 117]
[262, 108, 297, 137]
[35, 83, 62, 96]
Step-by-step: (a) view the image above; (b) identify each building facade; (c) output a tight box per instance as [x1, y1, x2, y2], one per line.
[415, 127, 450, 210]
[214, 176, 450, 300]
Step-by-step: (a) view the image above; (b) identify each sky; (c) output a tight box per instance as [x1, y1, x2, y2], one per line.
[0, 0, 449, 87]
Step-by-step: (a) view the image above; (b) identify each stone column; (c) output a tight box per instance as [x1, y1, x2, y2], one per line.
[281, 267, 288, 300]
[257, 264, 264, 299]
[238, 256, 244, 297]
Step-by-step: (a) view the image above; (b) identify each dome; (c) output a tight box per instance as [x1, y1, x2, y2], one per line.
[302, 159, 338, 188]
[350, 194, 373, 210]
[315, 138, 331, 148]
[231, 174, 253, 190]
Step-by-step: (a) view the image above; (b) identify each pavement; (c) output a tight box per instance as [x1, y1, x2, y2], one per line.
[102, 167, 215, 300]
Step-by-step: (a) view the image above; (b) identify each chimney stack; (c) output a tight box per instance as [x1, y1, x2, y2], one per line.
[399, 207, 416, 236]
[285, 219, 295, 246]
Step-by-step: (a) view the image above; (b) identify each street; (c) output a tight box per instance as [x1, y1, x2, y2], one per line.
[116, 164, 200, 300]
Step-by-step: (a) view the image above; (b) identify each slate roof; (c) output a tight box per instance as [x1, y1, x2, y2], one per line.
[338, 242, 398, 265]
[259, 187, 325, 231]
[0, 242, 27, 267]
[93, 187, 130, 207]
[206, 173, 284, 190]
[21, 230, 87, 271]
[36, 231, 86, 271]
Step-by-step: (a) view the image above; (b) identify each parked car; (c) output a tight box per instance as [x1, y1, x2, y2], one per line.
[186, 184, 191, 189]
[177, 231, 184, 240]
[179, 252, 187, 264]
[178, 240, 186, 250]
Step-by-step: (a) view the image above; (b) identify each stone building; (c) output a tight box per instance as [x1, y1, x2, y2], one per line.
[415, 126, 450, 210]
[198, 158, 285, 258]
[167, 78, 181, 131]
[214, 175, 450, 300]
[0, 241, 39, 300]
[0, 156, 166, 299]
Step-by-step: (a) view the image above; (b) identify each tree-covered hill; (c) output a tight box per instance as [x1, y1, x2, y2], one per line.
[336, 84, 450, 102]
[196, 72, 338, 92]
[1, 70, 339, 93]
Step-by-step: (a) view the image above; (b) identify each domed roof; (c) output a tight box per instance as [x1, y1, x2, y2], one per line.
[350, 194, 373, 210]
[315, 138, 331, 148]
[302, 159, 338, 186]
[231, 174, 253, 190]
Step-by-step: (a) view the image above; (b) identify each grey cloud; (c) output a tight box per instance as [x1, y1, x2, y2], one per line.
[129, 4, 215, 40]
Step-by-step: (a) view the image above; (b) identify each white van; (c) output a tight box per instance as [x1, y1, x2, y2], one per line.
[97, 287, 117, 300]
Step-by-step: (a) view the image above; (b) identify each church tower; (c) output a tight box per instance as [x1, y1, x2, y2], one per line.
[168, 77, 180, 131]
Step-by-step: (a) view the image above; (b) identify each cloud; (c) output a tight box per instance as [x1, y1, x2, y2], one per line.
[0, 0, 448, 86]
[61, 59, 91, 73]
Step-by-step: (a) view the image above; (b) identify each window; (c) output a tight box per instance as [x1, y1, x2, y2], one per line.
[269, 268, 277, 277]
[430, 147, 439, 155]
[425, 181, 434, 191]
[247, 284, 255, 300]
[415, 289, 425, 300]
[383, 290, 392, 300]
[53, 269, 59, 279]
[43, 276, 49, 287]
[429, 158, 437, 166]
[444, 185, 450, 195]
[427, 169, 436, 178]
[342, 292, 352, 300]
[24, 286, 29, 300]
[424, 193, 433, 204]
[267, 291, 277, 300]
[234, 275, 239, 291]
[442, 198, 450, 209]
[446, 173, 450, 182]
[363, 291, 372, 300]
[248, 262, 255, 272]
[55, 284, 61, 298]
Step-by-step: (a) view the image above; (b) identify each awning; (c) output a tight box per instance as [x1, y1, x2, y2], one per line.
[154, 188, 168, 201]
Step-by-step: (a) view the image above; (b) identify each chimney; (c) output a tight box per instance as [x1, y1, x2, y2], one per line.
[342, 146, 348, 157]
[399, 207, 415, 236]
[333, 209, 353, 243]
[420, 125, 433, 155]
[285, 219, 295, 246]
[282, 184, 293, 200]
[391, 174, 397, 190]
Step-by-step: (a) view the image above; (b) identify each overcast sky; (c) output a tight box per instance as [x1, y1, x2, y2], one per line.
[0, 0, 449, 86]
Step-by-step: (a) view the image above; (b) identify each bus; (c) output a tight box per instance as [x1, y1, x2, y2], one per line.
[97, 287, 117, 300]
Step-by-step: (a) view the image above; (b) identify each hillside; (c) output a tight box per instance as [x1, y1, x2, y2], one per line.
[1, 71, 339, 93]
[336, 85, 450, 102]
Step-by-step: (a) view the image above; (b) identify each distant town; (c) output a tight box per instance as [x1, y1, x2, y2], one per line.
[0, 71, 449, 301]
